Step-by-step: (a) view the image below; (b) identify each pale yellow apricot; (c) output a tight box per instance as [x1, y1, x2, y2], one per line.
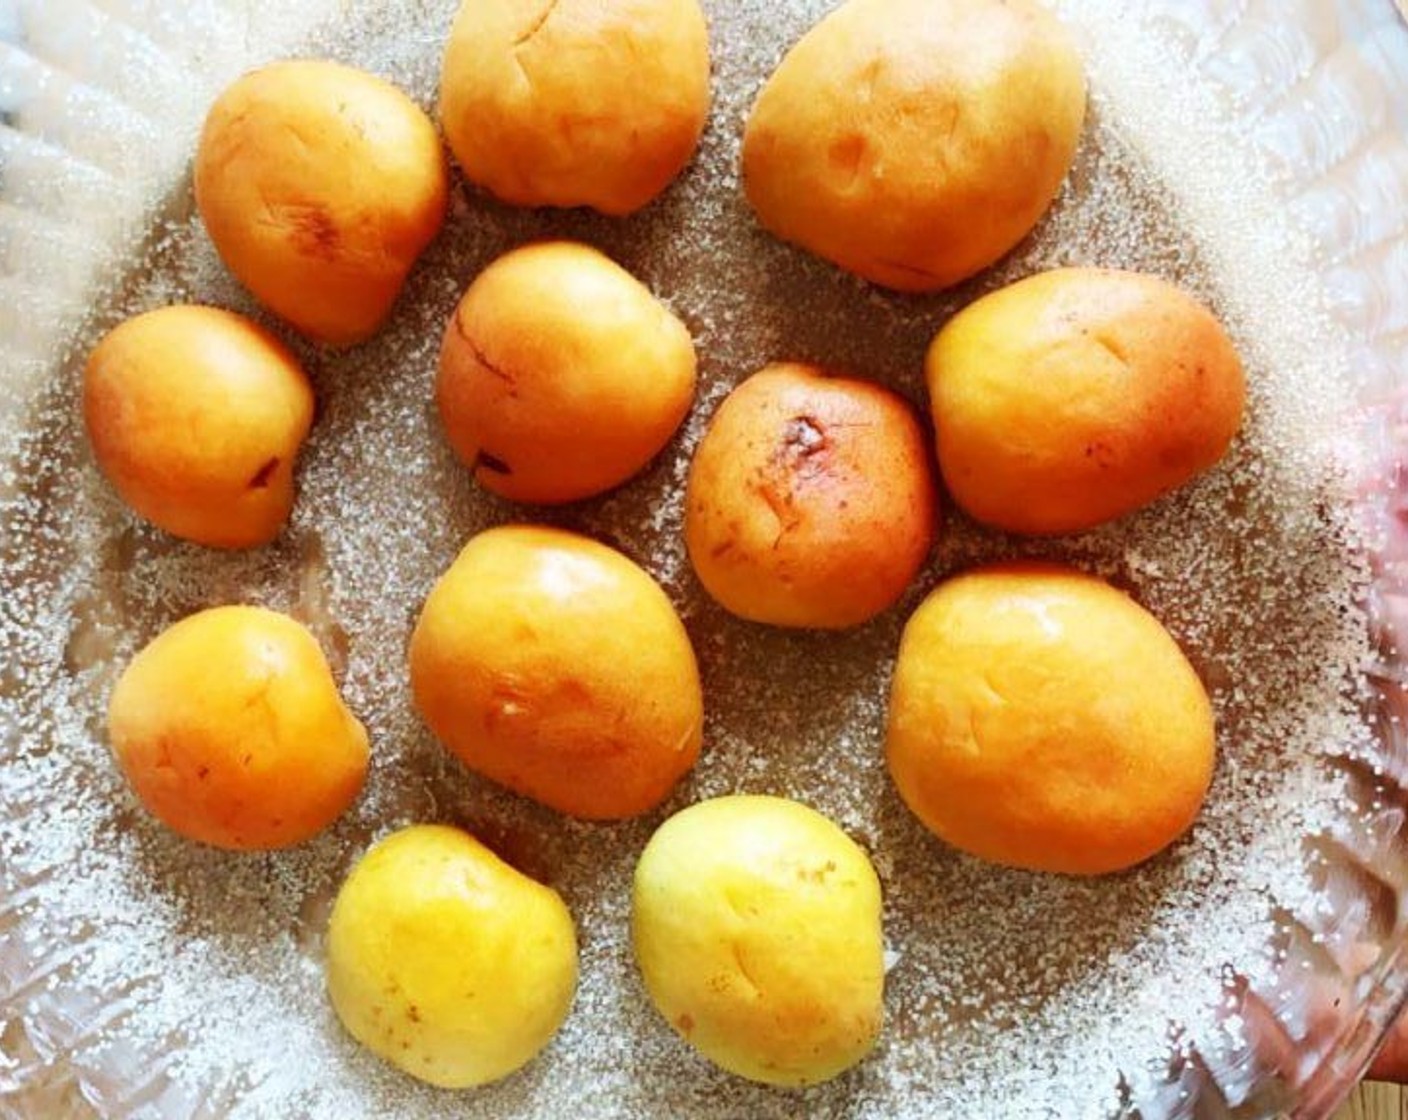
[327, 824, 577, 1088]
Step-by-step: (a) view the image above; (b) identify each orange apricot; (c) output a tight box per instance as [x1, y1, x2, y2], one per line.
[886, 563, 1216, 875]
[928, 268, 1246, 534]
[409, 525, 703, 820]
[440, 0, 711, 215]
[108, 605, 368, 851]
[196, 60, 448, 346]
[83, 305, 313, 549]
[436, 242, 696, 504]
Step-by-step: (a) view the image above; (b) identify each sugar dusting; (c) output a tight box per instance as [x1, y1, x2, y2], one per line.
[0, 1, 1380, 1117]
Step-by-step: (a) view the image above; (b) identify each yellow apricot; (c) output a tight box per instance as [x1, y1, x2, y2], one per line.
[327, 824, 578, 1088]
[633, 795, 884, 1086]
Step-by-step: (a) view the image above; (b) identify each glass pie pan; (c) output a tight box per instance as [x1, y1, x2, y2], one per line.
[3, 1, 1408, 1117]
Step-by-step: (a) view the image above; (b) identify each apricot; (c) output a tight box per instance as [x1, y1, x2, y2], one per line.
[437, 242, 696, 504]
[743, 0, 1085, 291]
[327, 824, 578, 1088]
[885, 563, 1216, 875]
[107, 605, 368, 851]
[439, 0, 711, 215]
[196, 59, 449, 346]
[408, 525, 703, 820]
[83, 305, 313, 549]
[685, 362, 936, 629]
[927, 268, 1246, 534]
[633, 795, 884, 1086]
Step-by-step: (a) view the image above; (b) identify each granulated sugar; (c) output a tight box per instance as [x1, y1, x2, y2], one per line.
[0, 2, 1383, 1117]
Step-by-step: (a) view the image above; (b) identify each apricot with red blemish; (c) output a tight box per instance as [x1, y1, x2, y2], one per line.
[685, 362, 937, 629]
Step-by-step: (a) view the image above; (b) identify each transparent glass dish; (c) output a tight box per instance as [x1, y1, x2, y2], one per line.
[2, 2, 1408, 1118]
